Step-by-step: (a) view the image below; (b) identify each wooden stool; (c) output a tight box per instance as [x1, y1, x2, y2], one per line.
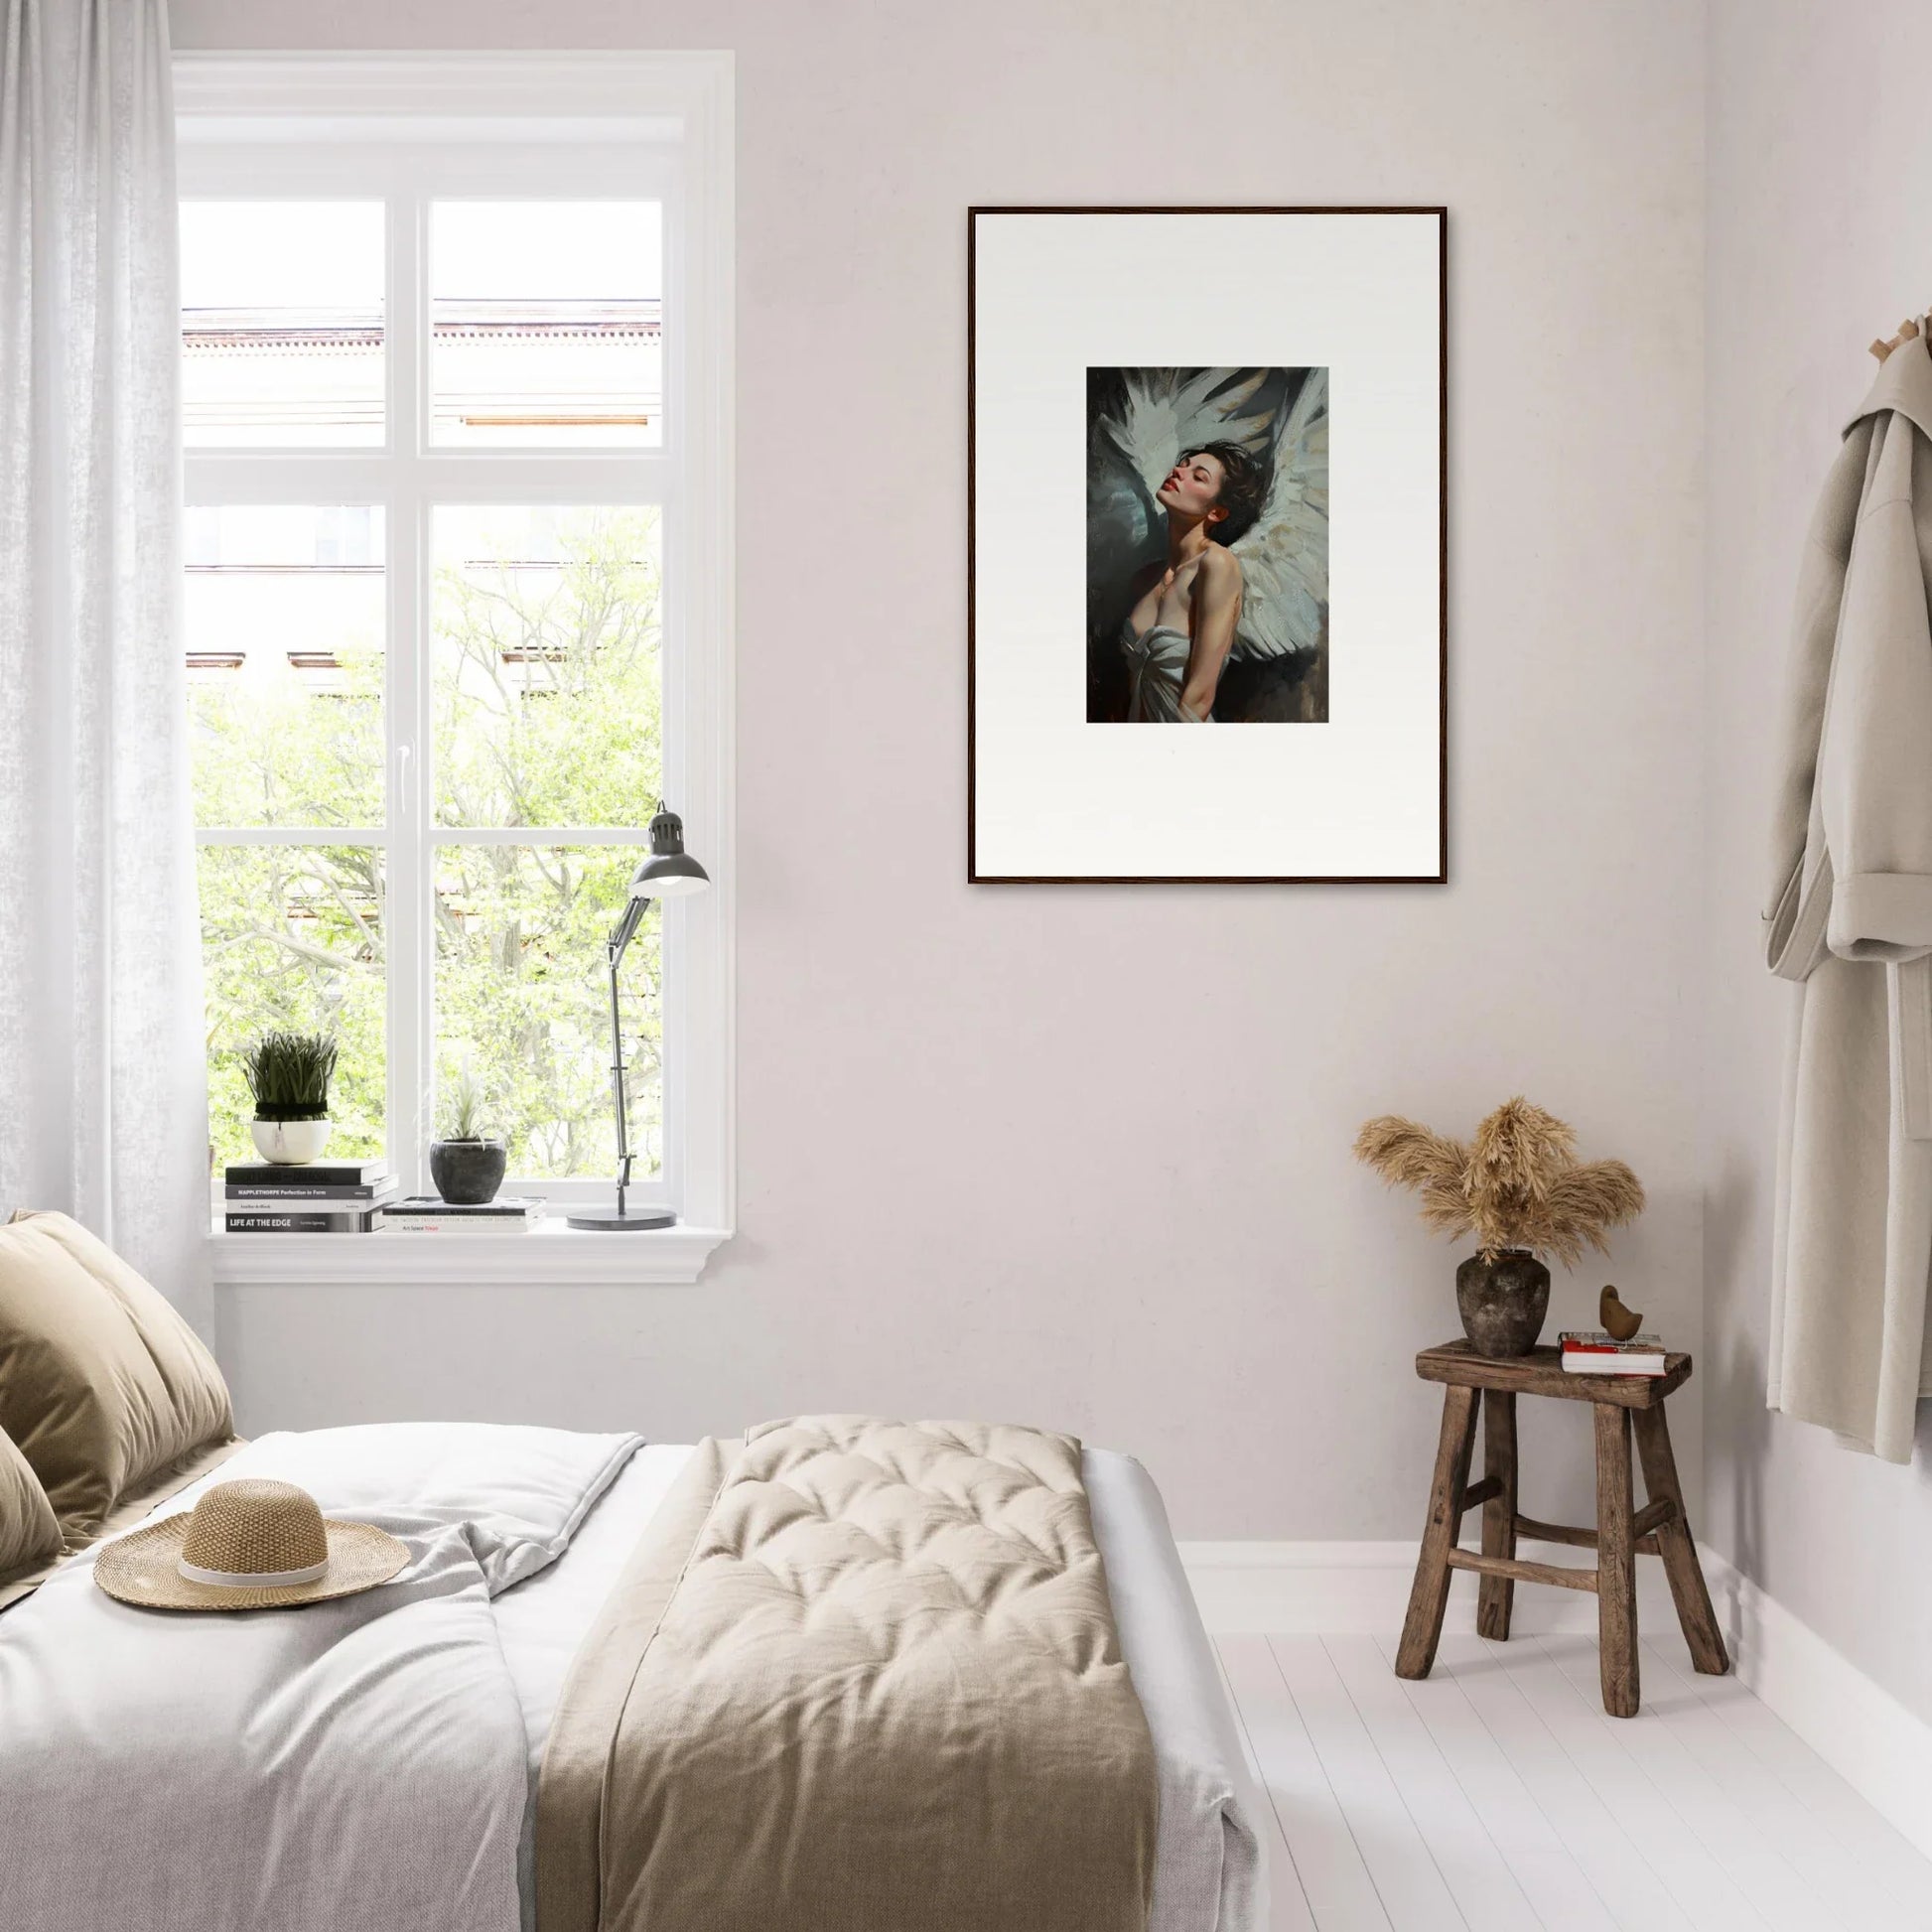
[1394, 1339, 1728, 1718]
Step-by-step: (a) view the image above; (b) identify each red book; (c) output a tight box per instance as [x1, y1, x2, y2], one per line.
[1559, 1329, 1667, 1375]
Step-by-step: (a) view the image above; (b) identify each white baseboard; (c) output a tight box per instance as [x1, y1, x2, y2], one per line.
[1179, 1538, 1932, 1866]
[1698, 1546, 1932, 1863]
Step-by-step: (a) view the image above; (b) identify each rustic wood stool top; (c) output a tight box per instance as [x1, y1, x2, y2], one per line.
[1417, 1339, 1692, 1407]
[1396, 1338, 1727, 1718]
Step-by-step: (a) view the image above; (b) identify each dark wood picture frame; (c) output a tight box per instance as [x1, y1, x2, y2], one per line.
[967, 206, 1449, 885]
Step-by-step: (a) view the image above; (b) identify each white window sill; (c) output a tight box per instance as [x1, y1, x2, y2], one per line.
[208, 1220, 732, 1286]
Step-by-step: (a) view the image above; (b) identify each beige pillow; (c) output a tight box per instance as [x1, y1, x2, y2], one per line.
[0, 1211, 233, 1538]
[0, 1422, 62, 1584]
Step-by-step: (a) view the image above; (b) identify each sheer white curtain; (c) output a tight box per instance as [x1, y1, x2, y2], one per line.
[0, 0, 210, 1330]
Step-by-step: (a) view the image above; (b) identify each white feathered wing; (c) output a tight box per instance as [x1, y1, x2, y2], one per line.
[1104, 367, 1273, 504]
[1228, 367, 1327, 661]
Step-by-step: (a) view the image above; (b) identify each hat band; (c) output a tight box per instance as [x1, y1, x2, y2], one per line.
[178, 1555, 330, 1588]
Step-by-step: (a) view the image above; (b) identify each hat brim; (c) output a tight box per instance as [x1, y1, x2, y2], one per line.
[93, 1514, 410, 1611]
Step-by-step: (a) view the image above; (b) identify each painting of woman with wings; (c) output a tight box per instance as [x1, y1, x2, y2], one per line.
[1087, 366, 1329, 723]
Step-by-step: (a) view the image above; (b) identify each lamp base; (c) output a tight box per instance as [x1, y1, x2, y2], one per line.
[566, 1206, 677, 1231]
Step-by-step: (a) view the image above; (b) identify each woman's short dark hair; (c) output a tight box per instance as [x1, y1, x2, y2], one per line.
[1182, 441, 1268, 545]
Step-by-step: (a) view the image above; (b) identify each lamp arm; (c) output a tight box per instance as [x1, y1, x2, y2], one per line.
[609, 893, 648, 961]
[605, 894, 652, 1218]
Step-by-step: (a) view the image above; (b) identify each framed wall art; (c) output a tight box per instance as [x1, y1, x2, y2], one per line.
[968, 207, 1447, 884]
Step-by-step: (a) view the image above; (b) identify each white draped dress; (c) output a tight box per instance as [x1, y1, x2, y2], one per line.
[1122, 621, 1214, 723]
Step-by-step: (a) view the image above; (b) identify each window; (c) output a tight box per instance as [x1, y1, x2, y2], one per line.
[177, 56, 735, 1278]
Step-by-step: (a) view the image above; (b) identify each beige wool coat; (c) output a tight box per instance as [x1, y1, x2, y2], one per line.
[1765, 330, 1932, 1461]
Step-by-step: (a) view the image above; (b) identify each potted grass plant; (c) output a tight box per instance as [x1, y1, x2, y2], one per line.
[429, 1069, 508, 1206]
[243, 1032, 339, 1166]
[1353, 1096, 1646, 1357]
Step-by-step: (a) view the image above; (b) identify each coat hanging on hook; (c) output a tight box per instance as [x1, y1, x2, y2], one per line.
[1764, 315, 1932, 1460]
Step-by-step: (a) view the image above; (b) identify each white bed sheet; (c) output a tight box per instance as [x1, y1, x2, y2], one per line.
[491, 1443, 1265, 1932]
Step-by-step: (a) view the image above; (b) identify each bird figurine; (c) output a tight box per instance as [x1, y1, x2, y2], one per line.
[1599, 1285, 1643, 1341]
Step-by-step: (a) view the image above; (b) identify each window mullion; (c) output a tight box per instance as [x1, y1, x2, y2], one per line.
[195, 827, 390, 845]
[433, 825, 648, 846]
[385, 179, 428, 1199]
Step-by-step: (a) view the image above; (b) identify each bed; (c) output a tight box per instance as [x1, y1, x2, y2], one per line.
[0, 1421, 1265, 1932]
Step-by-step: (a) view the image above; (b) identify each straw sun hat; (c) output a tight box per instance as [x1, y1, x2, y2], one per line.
[94, 1478, 409, 1611]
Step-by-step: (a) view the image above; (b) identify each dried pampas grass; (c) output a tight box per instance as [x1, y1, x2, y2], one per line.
[1350, 1116, 1472, 1239]
[1353, 1096, 1644, 1266]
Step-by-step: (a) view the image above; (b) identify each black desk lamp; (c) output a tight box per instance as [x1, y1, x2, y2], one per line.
[567, 803, 709, 1230]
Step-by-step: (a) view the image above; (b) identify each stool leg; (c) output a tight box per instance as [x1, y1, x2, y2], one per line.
[1396, 1384, 1479, 1680]
[1476, 1390, 1518, 1640]
[1632, 1405, 1729, 1676]
[1593, 1401, 1640, 1718]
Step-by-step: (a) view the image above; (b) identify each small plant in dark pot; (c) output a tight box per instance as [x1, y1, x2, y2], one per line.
[1353, 1097, 1646, 1357]
[243, 1032, 339, 1166]
[429, 1070, 507, 1206]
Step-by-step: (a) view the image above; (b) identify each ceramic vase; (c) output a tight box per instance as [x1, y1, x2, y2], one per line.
[1454, 1249, 1551, 1357]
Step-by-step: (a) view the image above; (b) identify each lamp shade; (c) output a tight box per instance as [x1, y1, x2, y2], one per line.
[629, 804, 710, 900]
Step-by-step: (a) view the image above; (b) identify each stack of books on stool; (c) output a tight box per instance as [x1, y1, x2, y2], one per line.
[223, 1160, 396, 1233]
[1559, 1329, 1668, 1376]
[376, 1196, 547, 1235]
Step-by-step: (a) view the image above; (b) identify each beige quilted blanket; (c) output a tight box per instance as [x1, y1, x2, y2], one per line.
[535, 1417, 1158, 1932]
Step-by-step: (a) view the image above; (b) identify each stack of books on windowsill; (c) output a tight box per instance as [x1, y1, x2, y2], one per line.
[375, 1196, 547, 1235]
[1559, 1329, 1670, 1376]
[222, 1160, 396, 1233]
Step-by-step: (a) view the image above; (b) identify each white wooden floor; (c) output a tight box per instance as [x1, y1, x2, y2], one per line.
[1215, 1630, 1932, 1931]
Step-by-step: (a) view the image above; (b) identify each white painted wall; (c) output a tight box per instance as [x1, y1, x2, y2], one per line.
[171, 0, 1707, 1540]
[1703, 0, 1932, 1731]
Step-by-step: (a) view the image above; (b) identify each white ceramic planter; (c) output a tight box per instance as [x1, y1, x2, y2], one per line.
[250, 1118, 334, 1165]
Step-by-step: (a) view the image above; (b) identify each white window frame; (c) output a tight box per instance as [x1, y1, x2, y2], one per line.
[179, 55, 735, 1285]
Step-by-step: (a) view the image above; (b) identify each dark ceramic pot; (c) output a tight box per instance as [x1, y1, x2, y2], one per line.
[428, 1138, 507, 1206]
[1454, 1249, 1551, 1357]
